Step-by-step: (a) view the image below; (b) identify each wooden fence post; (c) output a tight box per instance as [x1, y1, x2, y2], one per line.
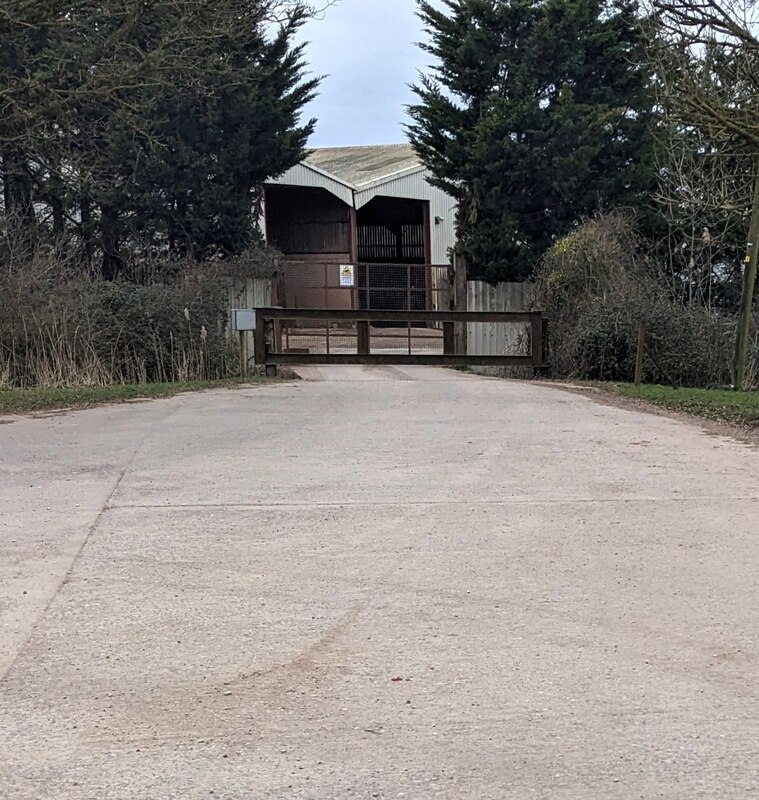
[635, 324, 646, 386]
[264, 318, 278, 378]
[239, 330, 247, 378]
[453, 252, 468, 355]
[531, 314, 543, 375]
[735, 168, 759, 391]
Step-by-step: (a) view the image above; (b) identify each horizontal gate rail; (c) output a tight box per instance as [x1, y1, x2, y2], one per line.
[261, 308, 538, 324]
[268, 354, 534, 367]
[252, 308, 546, 372]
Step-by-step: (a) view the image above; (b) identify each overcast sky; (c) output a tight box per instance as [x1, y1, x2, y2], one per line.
[297, 0, 430, 148]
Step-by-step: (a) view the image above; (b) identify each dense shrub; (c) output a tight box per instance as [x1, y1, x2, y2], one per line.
[0, 243, 235, 388]
[535, 213, 758, 389]
[573, 287, 741, 387]
[83, 281, 231, 383]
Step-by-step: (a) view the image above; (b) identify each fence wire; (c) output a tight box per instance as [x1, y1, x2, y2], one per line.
[275, 261, 452, 313]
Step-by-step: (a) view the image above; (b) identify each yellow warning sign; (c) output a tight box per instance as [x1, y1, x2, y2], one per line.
[339, 264, 355, 287]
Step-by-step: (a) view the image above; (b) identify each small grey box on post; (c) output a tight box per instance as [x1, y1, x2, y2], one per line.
[230, 310, 257, 332]
[230, 310, 257, 377]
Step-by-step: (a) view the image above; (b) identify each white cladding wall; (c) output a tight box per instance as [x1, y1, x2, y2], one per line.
[270, 164, 354, 207]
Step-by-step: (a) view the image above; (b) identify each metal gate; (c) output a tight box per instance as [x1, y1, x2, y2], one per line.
[275, 260, 451, 313]
[253, 308, 545, 371]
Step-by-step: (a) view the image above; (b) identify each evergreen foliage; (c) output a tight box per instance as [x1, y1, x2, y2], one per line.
[0, 1, 318, 274]
[408, 0, 655, 281]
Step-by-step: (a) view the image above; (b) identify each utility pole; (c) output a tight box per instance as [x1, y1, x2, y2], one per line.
[734, 168, 759, 392]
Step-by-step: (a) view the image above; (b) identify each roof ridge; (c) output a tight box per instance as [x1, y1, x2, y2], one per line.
[308, 143, 411, 152]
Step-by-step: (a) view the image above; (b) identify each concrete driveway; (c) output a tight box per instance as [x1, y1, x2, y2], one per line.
[1, 367, 758, 799]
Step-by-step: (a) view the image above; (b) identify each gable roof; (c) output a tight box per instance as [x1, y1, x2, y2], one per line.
[267, 144, 438, 210]
[303, 144, 423, 190]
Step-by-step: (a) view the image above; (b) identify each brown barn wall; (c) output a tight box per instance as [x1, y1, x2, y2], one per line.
[265, 186, 351, 256]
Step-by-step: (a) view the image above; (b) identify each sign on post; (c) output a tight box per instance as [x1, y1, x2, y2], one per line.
[339, 265, 355, 287]
[230, 309, 257, 332]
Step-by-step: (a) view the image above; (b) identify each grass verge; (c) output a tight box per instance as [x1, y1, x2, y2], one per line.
[0, 378, 270, 414]
[596, 383, 759, 428]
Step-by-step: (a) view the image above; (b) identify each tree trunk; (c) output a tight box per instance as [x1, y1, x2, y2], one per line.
[80, 196, 95, 269]
[734, 168, 759, 391]
[100, 204, 122, 280]
[2, 148, 35, 227]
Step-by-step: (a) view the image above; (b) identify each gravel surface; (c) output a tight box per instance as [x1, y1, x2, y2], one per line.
[1, 366, 758, 799]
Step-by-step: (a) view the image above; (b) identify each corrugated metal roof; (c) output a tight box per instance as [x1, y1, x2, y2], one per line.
[304, 144, 422, 189]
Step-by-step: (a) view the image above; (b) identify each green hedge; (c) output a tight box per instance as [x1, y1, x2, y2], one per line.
[535, 214, 757, 389]
[1, 272, 235, 388]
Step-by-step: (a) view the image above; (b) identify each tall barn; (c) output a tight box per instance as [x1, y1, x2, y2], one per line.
[263, 144, 457, 311]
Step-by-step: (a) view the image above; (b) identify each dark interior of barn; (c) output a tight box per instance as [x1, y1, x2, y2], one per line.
[264, 185, 431, 312]
[265, 185, 351, 258]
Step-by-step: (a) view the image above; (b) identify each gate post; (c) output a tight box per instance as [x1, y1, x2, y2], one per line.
[443, 322, 455, 356]
[357, 320, 370, 355]
[263, 319, 277, 378]
[253, 317, 266, 366]
[531, 314, 544, 375]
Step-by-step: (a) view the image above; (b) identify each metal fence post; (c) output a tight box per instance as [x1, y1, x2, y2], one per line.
[357, 320, 370, 355]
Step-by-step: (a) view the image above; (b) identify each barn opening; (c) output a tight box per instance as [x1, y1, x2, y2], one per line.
[264, 185, 433, 312]
[264, 184, 353, 311]
[356, 196, 430, 313]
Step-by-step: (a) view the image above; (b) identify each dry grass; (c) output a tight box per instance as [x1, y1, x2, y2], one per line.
[0, 234, 234, 389]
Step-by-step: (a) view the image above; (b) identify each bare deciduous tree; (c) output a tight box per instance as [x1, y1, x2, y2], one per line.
[653, 85, 754, 309]
[650, 0, 759, 388]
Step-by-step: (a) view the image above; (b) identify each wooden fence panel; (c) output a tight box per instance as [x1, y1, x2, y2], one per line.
[224, 277, 272, 364]
[467, 282, 535, 357]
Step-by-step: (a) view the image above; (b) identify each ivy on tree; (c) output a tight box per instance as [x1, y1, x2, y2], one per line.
[408, 0, 655, 282]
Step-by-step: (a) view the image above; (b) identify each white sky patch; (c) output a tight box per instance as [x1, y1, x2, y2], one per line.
[297, 0, 432, 147]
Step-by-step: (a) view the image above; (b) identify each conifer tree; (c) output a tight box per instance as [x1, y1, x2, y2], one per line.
[0, 1, 319, 271]
[408, 0, 655, 281]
